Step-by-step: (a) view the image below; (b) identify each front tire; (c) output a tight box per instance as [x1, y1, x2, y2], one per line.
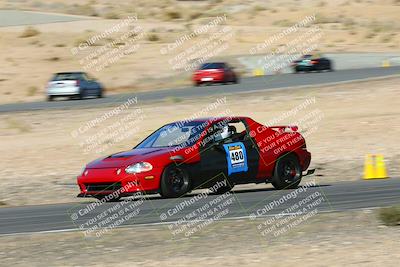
[47, 95, 54, 101]
[271, 154, 302, 190]
[160, 165, 191, 198]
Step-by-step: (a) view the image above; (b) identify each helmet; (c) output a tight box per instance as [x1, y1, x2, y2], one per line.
[220, 125, 231, 139]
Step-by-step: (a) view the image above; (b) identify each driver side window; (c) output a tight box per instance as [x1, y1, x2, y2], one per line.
[201, 120, 248, 147]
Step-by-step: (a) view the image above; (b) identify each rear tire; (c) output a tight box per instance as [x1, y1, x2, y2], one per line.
[78, 88, 85, 100]
[160, 165, 191, 198]
[47, 95, 54, 102]
[271, 153, 302, 190]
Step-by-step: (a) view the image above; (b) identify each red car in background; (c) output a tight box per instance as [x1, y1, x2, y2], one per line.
[77, 117, 313, 201]
[193, 62, 239, 86]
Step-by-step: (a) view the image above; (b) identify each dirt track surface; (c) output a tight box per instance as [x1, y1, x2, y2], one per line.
[1, 210, 399, 266]
[0, 77, 399, 206]
[0, 0, 400, 104]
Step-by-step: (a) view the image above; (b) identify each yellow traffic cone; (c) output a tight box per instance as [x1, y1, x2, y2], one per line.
[363, 154, 376, 179]
[375, 154, 388, 179]
[382, 60, 391, 68]
[253, 68, 264, 77]
[363, 154, 389, 179]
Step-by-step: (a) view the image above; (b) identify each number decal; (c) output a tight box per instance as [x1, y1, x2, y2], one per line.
[223, 142, 248, 175]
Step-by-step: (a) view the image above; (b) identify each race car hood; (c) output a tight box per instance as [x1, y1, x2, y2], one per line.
[86, 147, 177, 169]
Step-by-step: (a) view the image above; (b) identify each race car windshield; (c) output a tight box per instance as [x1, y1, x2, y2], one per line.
[136, 121, 207, 148]
[52, 72, 84, 81]
[200, 63, 225, 70]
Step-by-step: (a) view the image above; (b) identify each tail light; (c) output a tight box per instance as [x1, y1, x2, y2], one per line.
[310, 60, 318, 64]
[75, 80, 80, 87]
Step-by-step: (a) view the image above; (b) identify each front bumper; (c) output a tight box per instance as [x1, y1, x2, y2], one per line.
[77, 167, 163, 197]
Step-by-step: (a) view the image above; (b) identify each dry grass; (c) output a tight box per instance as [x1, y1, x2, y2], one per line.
[1, 210, 400, 266]
[165, 10, 182, 20]
[379, 206, 400, 226]
[0, 0, 399, 104]
[4, 118, 31, 133]
[68, 3, 98, 16]
[147, 33, 160, 42]
[26, 86, 38, 96]
[19, 26, 40, 38]
[103, 11, 120, 20]
[0, 77, 400, 206]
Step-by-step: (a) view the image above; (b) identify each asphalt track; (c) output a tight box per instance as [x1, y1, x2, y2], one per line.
[1, 66, 399, 113]
[0, 178, 399, 236]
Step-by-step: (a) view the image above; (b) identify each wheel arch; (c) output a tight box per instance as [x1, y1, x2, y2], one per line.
[159, 162, 193, 195]
[273, 150, 301, 175]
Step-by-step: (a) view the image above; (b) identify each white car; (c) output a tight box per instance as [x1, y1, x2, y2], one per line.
[47, 72, 103, 101]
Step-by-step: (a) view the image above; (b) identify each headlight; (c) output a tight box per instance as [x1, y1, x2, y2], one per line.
[125, 162, 153, 174]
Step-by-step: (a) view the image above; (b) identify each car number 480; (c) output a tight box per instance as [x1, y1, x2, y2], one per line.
[230, 149, 244, 164]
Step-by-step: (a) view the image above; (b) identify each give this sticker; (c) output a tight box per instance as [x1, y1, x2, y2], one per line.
[223, 142, 248, 175]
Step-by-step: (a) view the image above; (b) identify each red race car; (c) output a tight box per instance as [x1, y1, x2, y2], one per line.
[77, 117, 313, 201]
[192, 62, 239, 86]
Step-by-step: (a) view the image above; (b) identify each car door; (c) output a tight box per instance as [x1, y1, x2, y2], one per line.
[82, 73, 97, 95]
[198, 120, 259, 185]
[224, 64, 233, 82]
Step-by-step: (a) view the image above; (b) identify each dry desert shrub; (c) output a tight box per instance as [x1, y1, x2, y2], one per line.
[19, 26, 40, 38]
[379, 206, 400, 226]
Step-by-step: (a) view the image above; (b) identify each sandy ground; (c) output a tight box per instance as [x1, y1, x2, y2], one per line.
[0, 77, 399, 206]
[0, 0, 399, 104]
[1, 209, 399, 266]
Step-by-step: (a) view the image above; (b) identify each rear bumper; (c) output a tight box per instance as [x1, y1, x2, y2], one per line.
[301, 150, 312, 171]
[295, 65, 316, 71]
[47, 86, 80, 96]
[193, 75, 225, 83]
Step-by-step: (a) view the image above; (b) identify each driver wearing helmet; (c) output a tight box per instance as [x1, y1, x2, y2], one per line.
[215, 124, 237, 142]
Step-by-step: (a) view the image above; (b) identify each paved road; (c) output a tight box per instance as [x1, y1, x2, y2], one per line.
[238, 52, 400, 74]
[0, 10, 88, 27]
[1, 66, 399, 113]
[0, 178, 399, 235]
